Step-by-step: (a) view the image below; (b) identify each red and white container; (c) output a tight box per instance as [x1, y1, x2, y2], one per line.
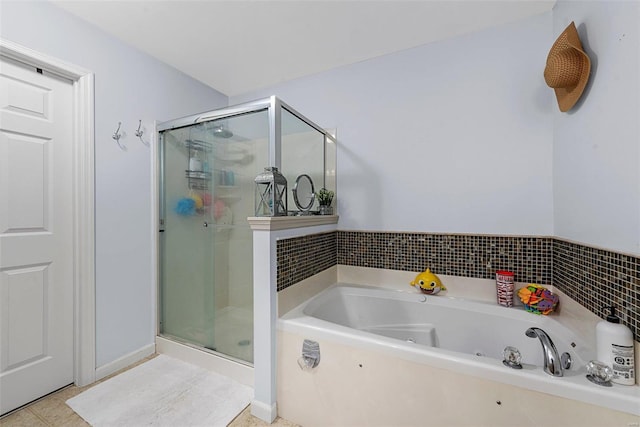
[495, 270, 515, 307]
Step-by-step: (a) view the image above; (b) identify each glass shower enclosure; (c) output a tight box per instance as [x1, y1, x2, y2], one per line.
[157, 97, 336, 365]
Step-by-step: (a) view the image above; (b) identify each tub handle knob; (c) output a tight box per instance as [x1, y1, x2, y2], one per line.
[502, 346, 523, 369]
[561, 352, 572, 370]
[586, 360, 613, 387]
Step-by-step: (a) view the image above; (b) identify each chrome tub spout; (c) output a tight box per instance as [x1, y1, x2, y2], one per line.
[525, 327, 563, 377]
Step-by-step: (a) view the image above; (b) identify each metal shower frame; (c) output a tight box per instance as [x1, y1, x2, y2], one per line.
[157, 94, 336, 173]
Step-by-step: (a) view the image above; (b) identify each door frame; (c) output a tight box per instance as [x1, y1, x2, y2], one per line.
[0, 39, 96, 387]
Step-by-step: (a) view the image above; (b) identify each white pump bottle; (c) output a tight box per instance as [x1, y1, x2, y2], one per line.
[596, 306, 635, 386]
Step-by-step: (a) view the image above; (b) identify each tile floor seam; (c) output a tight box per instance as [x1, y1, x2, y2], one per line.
[26, 408, 51, 426]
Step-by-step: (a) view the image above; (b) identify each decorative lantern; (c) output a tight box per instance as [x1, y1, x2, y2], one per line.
[254, 167, 288, 216]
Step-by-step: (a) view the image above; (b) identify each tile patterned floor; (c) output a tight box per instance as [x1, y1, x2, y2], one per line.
[0, 354, 297, 427]
[228, 408, 298, 427]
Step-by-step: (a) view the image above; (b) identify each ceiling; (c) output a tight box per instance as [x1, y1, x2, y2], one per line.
[52, 0, 555, 97]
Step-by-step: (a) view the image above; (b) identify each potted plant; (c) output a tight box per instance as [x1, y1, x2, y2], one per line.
[316, 188, 334, 215]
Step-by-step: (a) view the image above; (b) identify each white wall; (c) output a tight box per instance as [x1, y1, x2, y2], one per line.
[0, 1, 228, 367]
[552, 0, 640, 255]
[232, 13, 555, 236]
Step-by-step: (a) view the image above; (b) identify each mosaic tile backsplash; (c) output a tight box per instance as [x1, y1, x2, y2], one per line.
[276, 230, 639, 342]
[553, 239, 639, 343]
[337, 232, 553, 284]
[276, 231, 337, 292]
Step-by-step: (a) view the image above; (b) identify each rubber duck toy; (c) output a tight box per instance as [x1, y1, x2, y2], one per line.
[410, 269, 447, 295]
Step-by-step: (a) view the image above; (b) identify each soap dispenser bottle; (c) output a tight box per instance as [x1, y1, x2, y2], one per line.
[596, 306, 635, 385]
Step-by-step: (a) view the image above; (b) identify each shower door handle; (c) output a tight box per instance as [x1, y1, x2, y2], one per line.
[203, 222, 208, 228]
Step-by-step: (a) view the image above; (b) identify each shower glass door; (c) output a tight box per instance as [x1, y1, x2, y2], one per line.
[159, 109, 269, 364]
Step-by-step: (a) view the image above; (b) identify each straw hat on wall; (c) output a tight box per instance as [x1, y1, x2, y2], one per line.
[544, 22, 591, 112]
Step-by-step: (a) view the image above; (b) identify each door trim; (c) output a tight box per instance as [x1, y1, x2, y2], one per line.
[0, 39, 96, 386]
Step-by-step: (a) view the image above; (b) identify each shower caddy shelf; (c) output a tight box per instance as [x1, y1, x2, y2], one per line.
[185, 139, 212, 191]
[185, 170, 211, 190]
[183, 137, 243, 222]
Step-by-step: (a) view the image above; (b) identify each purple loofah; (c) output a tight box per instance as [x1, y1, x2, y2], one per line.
[175, 197, 196, 216]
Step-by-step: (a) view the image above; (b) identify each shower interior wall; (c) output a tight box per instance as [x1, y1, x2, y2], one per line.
[281, 109, 328, 212]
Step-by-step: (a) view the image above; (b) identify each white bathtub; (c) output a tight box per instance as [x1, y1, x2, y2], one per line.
[278, 284, 640, 422]
[301, 284, 589, 367]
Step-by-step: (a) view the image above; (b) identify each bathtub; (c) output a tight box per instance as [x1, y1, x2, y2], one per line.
[278, 284, 640, 425]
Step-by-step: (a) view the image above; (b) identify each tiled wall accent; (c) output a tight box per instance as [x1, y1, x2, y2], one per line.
[276, 231, 336, 291]
[276, 230, 639, 342]
[553, 239, 640, 343]
[337, 231, 553, 284]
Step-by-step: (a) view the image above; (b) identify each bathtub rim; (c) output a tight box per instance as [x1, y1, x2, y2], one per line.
[278, 283, 640, 416]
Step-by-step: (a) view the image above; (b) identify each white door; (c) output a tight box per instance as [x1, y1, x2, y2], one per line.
[0, 56, 74, 415]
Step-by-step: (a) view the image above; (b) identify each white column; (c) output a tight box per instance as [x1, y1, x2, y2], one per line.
[250, 228, 278, 422]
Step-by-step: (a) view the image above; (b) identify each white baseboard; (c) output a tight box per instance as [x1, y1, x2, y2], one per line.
[251, 399, 277, 423]
[94, 343, 156, 381]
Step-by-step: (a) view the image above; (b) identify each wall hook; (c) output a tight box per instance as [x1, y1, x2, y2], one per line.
[112, 122, 126, 150]
[113, 122, 122, 141]
[135, 120, 149, 146]
[135, 120, 143, 138]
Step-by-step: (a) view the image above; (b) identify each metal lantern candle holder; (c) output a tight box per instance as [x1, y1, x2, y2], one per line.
[255, 166, 288, 216]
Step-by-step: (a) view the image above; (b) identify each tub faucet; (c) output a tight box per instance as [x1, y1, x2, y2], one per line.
[525, 327, 563, 377]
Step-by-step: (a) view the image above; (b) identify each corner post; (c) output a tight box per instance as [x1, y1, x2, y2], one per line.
[250, 224, 278, 422]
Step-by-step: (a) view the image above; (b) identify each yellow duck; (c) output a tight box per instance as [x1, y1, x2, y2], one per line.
[410, 269, 447, 295]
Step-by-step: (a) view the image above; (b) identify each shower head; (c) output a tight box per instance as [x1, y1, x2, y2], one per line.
[212, 124, 233, 138]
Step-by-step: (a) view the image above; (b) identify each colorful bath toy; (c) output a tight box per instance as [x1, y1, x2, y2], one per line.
[517, 284, 558, 315]
[175, 197, 196, 216]
[410, 269, 447, 295]
[213, 199, 226, 220]
[190, 194, 203, 210]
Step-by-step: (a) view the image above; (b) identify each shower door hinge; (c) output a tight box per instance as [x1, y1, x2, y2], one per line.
[159, 218, 165, 232]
